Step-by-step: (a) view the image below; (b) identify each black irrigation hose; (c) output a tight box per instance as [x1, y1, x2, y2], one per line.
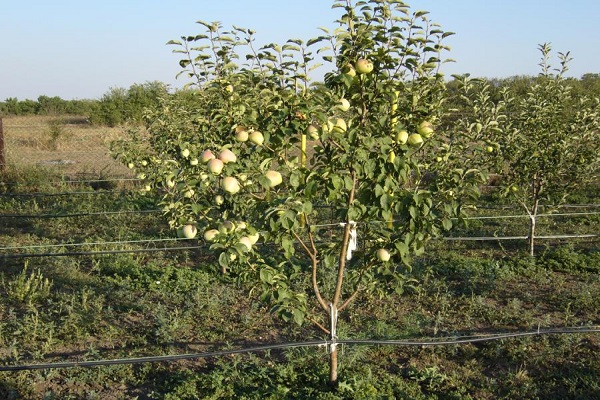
[1, 327, 598, 372]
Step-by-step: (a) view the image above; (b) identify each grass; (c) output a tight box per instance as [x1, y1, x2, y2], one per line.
[0, 165, 598, 399]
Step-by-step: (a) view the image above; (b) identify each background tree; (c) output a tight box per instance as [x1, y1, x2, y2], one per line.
[482, 44, 600, 256]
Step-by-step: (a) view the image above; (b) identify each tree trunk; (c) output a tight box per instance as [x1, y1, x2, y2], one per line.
[528, 214, 536, 257]
[528, 176, 541, 257]
[329, 347, 338, 387]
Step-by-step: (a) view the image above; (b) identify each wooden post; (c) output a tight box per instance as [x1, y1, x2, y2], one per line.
[0, 117, 5, 171]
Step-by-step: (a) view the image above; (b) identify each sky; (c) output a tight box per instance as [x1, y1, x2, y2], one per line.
[2, 0, 599, 100]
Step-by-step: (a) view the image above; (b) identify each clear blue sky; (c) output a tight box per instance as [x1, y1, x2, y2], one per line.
[2, 0, 599, 100]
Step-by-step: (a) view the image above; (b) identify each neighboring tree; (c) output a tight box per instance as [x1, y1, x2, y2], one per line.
[112, 0, 485, 386]
[0, 97, 40, 115]
[89, 82, 168, 126]
[481, 44, 600, 256]
[37, 95, 67, 115]
[89, 87, 128, 126]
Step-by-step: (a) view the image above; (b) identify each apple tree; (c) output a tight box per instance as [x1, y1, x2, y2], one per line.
[112, 0, 486, 386]
[476, 44, 600, 256]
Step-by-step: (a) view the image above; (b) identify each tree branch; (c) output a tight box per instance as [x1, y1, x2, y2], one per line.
[332, 169, 358, 308]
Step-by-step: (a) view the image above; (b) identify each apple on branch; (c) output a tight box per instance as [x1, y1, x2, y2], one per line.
[203, 229, 219, 242]
[219, 220, 236, 234]
[200, 150, 216, 163]
[332, 118, 347, 133]
[239, 236, 253, 252]
[208, 158, 224, 174]
[341, 64, 356, 77]
[376, 248, 391, 262]
[222, 176, 241, 194]
[306, 124, 320, 140]
[219, 149, 237, 164]
[407, 133, 424, 148]
[355, 58, 374, 74]
[395, 129, 408, 145]
[417, 121, 434, 138]
[247, 231, 260, 244]
[249, 130, 264, 146]
[179, 224, 198, 239]
[338, 98, 350, 112]
[235, 126, 249, 142]
[264, 170, 283, 188]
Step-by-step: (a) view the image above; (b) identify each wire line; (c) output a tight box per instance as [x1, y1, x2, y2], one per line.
[0, 327, 597, 372]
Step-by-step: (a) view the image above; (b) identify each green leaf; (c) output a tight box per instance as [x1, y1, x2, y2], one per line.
[292, 308, 305, 325]
[304, 181, 318, 198]
[442, 218, 453, 231]
[260, 268, 274, 285]
[218, 252, 229, 269]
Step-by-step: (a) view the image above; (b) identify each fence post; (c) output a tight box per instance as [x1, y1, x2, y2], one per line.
[0, 117, 5, 171]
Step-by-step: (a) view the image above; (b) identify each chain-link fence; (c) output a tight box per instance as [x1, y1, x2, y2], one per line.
[0, 115, 133, 177]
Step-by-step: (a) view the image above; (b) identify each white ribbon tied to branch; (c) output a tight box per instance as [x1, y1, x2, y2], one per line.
[342, 221, 358, 261]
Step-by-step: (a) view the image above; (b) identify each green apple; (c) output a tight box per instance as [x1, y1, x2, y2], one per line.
[323, 119, 334, 133]
[395, 129, 408, 145]
[222, 176, 241, 194]
[225, 84, 234, 93]
[181, 148, 190, 158]
[218, 149, 237, 164]
[165, 177, 176, 188]
[388, 151, 396, 163]
[127, 162, 135, 169]
[249, 130, 264, 146]
[235, 221, 247, 231]
[203, 229, 219, 242]
[189, 158, 199, 166]
[341, 64, 356, 77]
[338, 98, 350, 112]
[332, 118, 347, 133]
[181, 224, 198, 239]
[200, 150, 215, 163]
[248, 232, 260, 244]
[208, 158, 224, 174]
[219, 220, 236, 234]
[265, 170, 283, 188]
[184, 189, 195, 198]
[417, 121, 434, 138]
[239, 236, 253, 251]
[486, 146, 494, 153]
[407, 133, 424, 147]
[214, 194, 224, 205]
[376, 248, 391, 262]
[306, 124, 319, 140]
[235, 126, 249, 142]
[355, 58, 374, 74]
[141, 160, 148, 166]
